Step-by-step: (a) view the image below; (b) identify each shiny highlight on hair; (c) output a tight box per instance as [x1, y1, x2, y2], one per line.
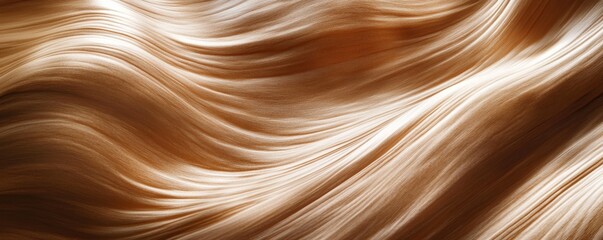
[1, 0, 603, 239]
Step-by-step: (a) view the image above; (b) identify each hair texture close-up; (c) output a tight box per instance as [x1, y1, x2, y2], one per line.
[1, 0, 603, 239]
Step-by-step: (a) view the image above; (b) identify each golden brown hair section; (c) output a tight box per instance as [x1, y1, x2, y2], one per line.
[1, 0, 603, 239]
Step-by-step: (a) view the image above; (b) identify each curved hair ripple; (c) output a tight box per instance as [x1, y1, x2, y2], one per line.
[1, 0, 603, 239]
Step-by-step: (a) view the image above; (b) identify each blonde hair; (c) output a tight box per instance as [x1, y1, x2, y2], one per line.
[1, 0, 602, 239]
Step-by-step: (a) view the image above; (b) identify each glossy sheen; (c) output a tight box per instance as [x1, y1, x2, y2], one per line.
[0, 0, 602, 239]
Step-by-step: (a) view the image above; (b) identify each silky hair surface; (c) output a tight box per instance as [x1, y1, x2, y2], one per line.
[1, 0, 603, 239]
